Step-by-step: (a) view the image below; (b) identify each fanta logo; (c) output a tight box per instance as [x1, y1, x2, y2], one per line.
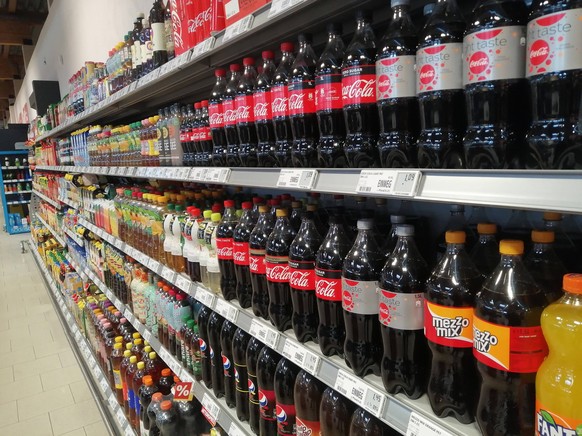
[342, 79, 375, 99]
[473, 327, 498, 353]
[536, 410, 577, 436]
[315, 279, 338, 299]
[433, 316, 470, 338]
[469, 51, 489, 74]
[276, 405, 287, 423]
[419, 64, 435, 84]
[529, 40, 550, 66]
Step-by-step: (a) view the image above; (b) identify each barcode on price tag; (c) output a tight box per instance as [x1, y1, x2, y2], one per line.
[356, 170, 422, 197]
[269, 0, 306, 17]
[175, 275, 191, 293]
[214, 299, 239, 323]
[406, 412, 453, 436]
[196, 288, 216, 308]
[124, 309, 135, 324]
[189, 167, 206, 181]
[201, 393, 220, 425]
[159, 347, 172, 364]
[250, 319, 280, 349]
[277, 169, 318, 190]
[147, 258, 161, 274]
[334, 370, 366, 405]
[282, 340, 320, 375]
[180, 368, 194, 383]
[193, 37, 216, 58]
[124, 425, 135, 436]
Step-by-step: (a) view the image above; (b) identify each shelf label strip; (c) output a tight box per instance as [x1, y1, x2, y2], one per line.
[356, 170, 422, 197]
[276, 169, 318, 190]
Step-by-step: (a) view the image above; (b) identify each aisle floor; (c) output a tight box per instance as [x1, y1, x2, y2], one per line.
[0, 228, 109, 435]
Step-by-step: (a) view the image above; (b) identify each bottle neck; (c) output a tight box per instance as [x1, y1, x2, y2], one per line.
[479, 234, 496, 243]
[445, 242, 465, 255]
[532, 242, 551, 254]
[500, 253, 523, 267]
[393, 4, 409, 19]
[393, 235, 422, 256]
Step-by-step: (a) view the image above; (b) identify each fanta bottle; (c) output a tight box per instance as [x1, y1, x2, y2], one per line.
[536, 273, 582, 436]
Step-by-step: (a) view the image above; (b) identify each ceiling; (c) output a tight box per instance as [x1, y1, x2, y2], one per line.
[0, 0, 48, 123]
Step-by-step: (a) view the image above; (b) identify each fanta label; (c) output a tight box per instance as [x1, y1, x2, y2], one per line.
[535, 402, 582, 436]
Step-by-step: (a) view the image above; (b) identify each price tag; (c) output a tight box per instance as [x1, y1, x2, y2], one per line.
[269, 0, 306, 17]
[124, 309, 135, 324]
[249, 319, 280, 349]
[334, 370, 366, 405]
[65, 312, 72, 323]
[143, 329, 152, 344]
[116, 407, 126, 424]
[161, 266, 176, 283]
[108, 394, 118, 410]
[214, 299, 239, 323]
[178, 50, 191, 67]
[147, 258, 161, 274]
[124, 425, 135, 436]
[281, 339, 321, 375]
[356, 170, 422, 197]
[229, 423, 246, 436]
[173, 381, 194, 401]
[362, 385, 386, 418]
[192, 37, 216, 58]
[196, 288, 216, 308]
[175, 275, 191, 293]
[169, 356, 182, 375]
[179, 368, 194, 383]
[205, 168, 231, 183]
[189, 167, 206, 181]
[223, 14, 255, 43]
[201, 393, 220, 426]
[99, 377, 109, 392]
[276, 169, 318, 190]
[158, 62, 170, 77]
[406, 412, 453, 436]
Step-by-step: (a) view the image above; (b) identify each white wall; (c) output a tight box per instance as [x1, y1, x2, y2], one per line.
[11, 0, 148, 123]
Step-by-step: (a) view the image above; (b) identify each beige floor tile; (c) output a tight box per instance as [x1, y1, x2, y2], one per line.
[0, 365, 13, 385]
[13, 353, 62, 381]
[0, 400, 19, 428]
[49, 399, 102, 435]
[41, 365, 83, 392]
[0, 412, 53, 436]
[0, 318, 9, 332]
[17, 385, 74, 421]
[0, 374, 43, 405]
[0, 346, 35, 369]
[60, 429, 86, 436]
[34, 341, 72, 359]
[68, 380, 92, 403]
[58, 350, 77, 368]
[25, 303, 55, 317]
[83, 420, 107, 436]
[8, 314, 50, 330]
[11, 331, 55, 352]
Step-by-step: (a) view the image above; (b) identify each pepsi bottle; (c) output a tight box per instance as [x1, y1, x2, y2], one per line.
[246, 337, 265, 434]
[207, 311, 225, 398]
[232, 328, 250, 422]
[220, 319, 237, 408]
[257, 347, 281, 436]
[274, 358, 300, 436]
[197, 304, 213, 389]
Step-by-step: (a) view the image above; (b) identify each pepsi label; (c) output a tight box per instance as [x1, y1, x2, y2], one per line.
[276, 402, 297, 435]
[258, 388, 276, 421]
[235, 362, 248, 393]
[222, 352, 234, 377]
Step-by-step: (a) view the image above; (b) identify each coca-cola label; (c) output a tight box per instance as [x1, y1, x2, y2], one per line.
[315, 268, 342, 301]
[223, 98, 237, 126]
[235, 94, 254, 123]
[341, 278, 378, 315]
[180, 131, 189, 143]
[315, 74, 343, 111]
[215, 237, 233, 260]
[191, 127, 200, 142]
[288, 259, 315, 291]
[463, 26, 526, 85]
[233, 241, 249, 266]
[376, 55, 416, 100]
[288, 80, 316, 115]
[416, 43, 463, 93]
[253, 90, 272, 121]
[341, 65, 376, 106]
[378, 288, 424, 330]
[296, 417, 320, 436]
[271, 84, 289, 118]
[265, 255, 290, 283]
[249, 248, 266, 275]
[526, 9, 582, 77]
[209, 101, 223, 128]
[199, 126, 211, 141]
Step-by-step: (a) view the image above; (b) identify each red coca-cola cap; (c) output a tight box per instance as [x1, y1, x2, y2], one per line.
[229, 64, 241, 71]
[212, 203, 222, 213]
[262, 50, 274, 59]
[215, 68, 226, 77]
[243, 57, 255, 66]
[224, 199, 235, 208]
[200, 100, 209, 107]
[253, 197, 263, 204]
[194, 102, 201, 109]
[270, 198, 281, 206]
[192, 208, 201, 216]
[242, 201, 252, 210]
[280, 42, 294, 53]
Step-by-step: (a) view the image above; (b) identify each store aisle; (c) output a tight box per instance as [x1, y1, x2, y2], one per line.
[0, 228, 109, 435]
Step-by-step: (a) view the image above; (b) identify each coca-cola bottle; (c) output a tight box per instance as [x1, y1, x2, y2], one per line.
[246, 337, 265, 434]
[236, 57, 259, 167]
[316, 23, 347, 168]
[289, 34, 319, 167]
[199, 100, 213, 166]
[294, 370, 325, 435]
[232, 328, 250, 422]
[257, 347, 281, 436]
[250, 205, 275, 320]
[416, 0, 466, 168]
[224, 64, 242, 166]
[525, 0, 582, 169]
[192, 102, 203, 166]
[216, 200, 238, 300]
[210, 68, 228, 166]
[316, 213, 352, 357]
[342, 219, 384, 376]
[254, 50, 278, 167]
[220, 319, 237, 408]
[180, 105, 194, 166]
[463, 0, 529, 169]
[289, 204, 322, 343]
[272, 43, 295, 167]
[274, 358, 300, 436]
[320, 387, 356, 435]
[342, 10, 379, 168]
[233, 201, 257, 308]
[208, 311, 225, 398]
[266, 209, 297, 331]
[376, 0, 419, 168]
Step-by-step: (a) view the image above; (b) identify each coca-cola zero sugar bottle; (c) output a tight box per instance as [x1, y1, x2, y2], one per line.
[255, 50, 278, 167]
[236, 57, 259, 167]
[273, 43, 296, 167]
[210, 68, 228, 166]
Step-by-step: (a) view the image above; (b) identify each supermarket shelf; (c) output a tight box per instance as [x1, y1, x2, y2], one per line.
[7, 226, 30, 234]
[6, 200, 30, 205]
[3, 179, 32, 183]
[59, 195, 80, 210]
[5, 190, 32, 195]
[35, 212, 67, 247]
[1, 166, 29, 170]
[30, 243, 135, 436]
[64, 227, 85, 247]
[37, 164, 582, 214]
[77, 216, 480, 436]
[32, 189, 61, 209]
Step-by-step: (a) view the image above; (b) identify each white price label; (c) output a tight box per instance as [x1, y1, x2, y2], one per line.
[143, 329, 152, 343]
[196, 288, 216, 308]
[124, 309, 135, 324]
[229, 423, 246, 436]
[180, 368, 195, 383]
[65, 312, 72, 323]
[205, 168, 231, 183]
[108, 394, 118, 409]
[147, 258, 161, 274]
[159, 347, 172, 364]
[124, 426, 135, 436]
[276, 169, 318, 190]
[161, 266, 176, 283]
[168, 356, 182, 375]
[116, 407, 126, 424]
[363, 385, 386, 418]
[178, 50, 191, 67]
[406, 412, 453, 436]
[249, 319, 280, 349]
[99, 377, 109, 392]
[193, 37, 216, 58]
[214, 299, 239, 323]
[334, 370, 366, 405]
[356, 170, 422, 197]
[280, 340, 320, 374]
[201, 393, 220, 424]
[269, 0, 306, 17]
[189, 167, 207, 181]
[175, 275, 191, 292]
[223, 14, 254, 43]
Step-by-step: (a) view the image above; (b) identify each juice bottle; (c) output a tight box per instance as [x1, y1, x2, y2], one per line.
[474, 240, 549, 435]
[110, 342, 124, 404]
[536, 273, 582, 435]
[124, 356, 139, 418]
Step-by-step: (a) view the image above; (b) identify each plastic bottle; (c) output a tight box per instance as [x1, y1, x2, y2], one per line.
[294, 370, 325, 436]
[205, 212, 222, 294]
[220, 319, 237, 408]
[232, 328, 250, 422]
[236, 57, 259, 167]
[425, 230, 483, 423]
[542, 212, 581, 272]
[376, 0, 419, 168]
[463, 0, 529, 169]
[474, 240, 549, 435]
[216, 200, 238, 299]
[224, 64, 242, 166]
[147, 392, 163, 436]
[125, 355, 139, 418]
[158, 368, 174, 395]
[131, 361, 148, 428]
[525, 0, 582, 169]
[254, 50, 278, 167]
[233, 201, 257, 308]
[139, 376, 159, 434]
[257, 347, 282, 436]
[379, 224, 430, 399]
[111, 342, 125, 404]
[342, 218, 384, 376]
[436, 205, 477, 261]
[342, 10, 379, 168]
[470, 223, 500, 276]
[273, 42, 296, 167]
[208, 311, 226, 398]
[156, 400, 180, 436]
[247, 337, 265, 434]
[210, 68, 228, 166]
[274, 358, 300, 436]
[197, 304, 213, 389]
[198, 210, 212, 285]
[319, 387, 356, 436]
[199, 100, 213, 166]
[250, 205, 275, 319]
[416, 0, 466, 168]
[536, 273, 582, 435]
[349, 408, 391, 435]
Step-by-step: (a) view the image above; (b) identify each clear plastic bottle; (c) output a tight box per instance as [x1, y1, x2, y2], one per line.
[470, 223, 500, 276]
[206, 212, 222, 294]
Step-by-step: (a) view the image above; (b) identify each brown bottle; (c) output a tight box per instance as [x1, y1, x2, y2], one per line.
[319, 387, 356, 435]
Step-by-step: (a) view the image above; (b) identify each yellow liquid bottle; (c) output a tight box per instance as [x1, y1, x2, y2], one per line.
[536, 273, 582, 435]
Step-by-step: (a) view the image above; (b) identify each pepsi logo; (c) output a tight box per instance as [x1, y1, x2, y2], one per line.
[419, 64, 436, 85]
[234, 367, 239, 383]
[259, 391, 269, 407]
[469, 51, 489, 74]
[276, 404, 287, 423]
[529, 40, 550, 66]
[199, 338, 207, 351]
[248, 379, 256, 394]
[209, 347, 214, 359]
[222, 353, 231, 370]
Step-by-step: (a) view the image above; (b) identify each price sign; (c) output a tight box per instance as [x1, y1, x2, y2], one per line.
[196, 288, 216, 308]
[193, 37, 216, 59]
[161, 266, 176, 283]
[282, 339, 305, 366]
[276, 169, 318, 190]
[356, 170, 422, 197]
[250, 319, 280, 349]
[108, 394, 118, 410]
[223, 14, 254, 43]
[99, 377, 109, 393]
[205, 168, 231, 183]
[363, 385, 386, 418]
[214, 298, 239, 323]
[175, 275, 191, 293]
[269, 0, 306, 18]
[173, 381, 194, 401]
[229, 423, 246, 436]
[334, 370, 366, 405]
[201, 393, 220, 426]
[406, 412, 453, 436]
[143, 329, 152, 344]
[147, 258, 161, 274]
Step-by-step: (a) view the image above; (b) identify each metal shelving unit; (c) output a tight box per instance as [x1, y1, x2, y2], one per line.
[34, 212, 66, 247]
[32, 189, 61, 209]
[0, 151, 31, 234]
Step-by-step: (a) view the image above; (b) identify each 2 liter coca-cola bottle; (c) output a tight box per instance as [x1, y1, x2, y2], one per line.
[273, 43, 296, 167]
[254, 50, 278, 167]
[236, 57, 259, 167]
[216, 200, 238, 300]
[210, 68, 227, 166]
[224, 64, 242, 166]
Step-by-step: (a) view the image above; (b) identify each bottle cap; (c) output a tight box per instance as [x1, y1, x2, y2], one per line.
[133, 332, 141, 339]
[211, 212, 222, 222]
[499, 240, 524, 255]
[194, 102, 201, 109]
[242, 201, 252, 210]
[276, 209, 287, 217]
[396, 224, 414, 236]
[307, 204, 317, 212]
[115, 336, 124, 343]
[326, 22, 342, 33]
[291, 201, 302, 208]
[259, 205, 269, 213]
[280, 42, 294, 52]
[253, 197, 263, 204]
[477, 223, 497, 235]
[161, 400, 173, 411]
[114, 343, 123, 350]
[390, 215, 406, 224]
[130, 356, 137, 363]
[563, 273, 582, 295]
[532, 230, 555, 243]
[262, 50, 274, 59]
[215, 68, 226, 77]
[446, 230, 466, 244]
[134, 338, 143, 346]
[126, 343, 133, 350]
[357, 219, 374, 230]
[229, 63, 240, 72]
[203, 210, 212, 219]
[298, 33, 312, 43]
[137, 362, 145, 369]
[355, 9, 372, 21]
[152, 392, 163, 402]
[143, 375, 153, 385]
[243, 57, 255, 66]
[391, 0, 409, 7]
[161, 368, 172, 377]
[124, 350, 132, 357]
[423, 3, 434, 15]
[543, 212, 561, 221]
[451, 204, 464, 212]
[149, 352, 157, 360]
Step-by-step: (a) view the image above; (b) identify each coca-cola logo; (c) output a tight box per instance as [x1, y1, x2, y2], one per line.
[236, 105, 251, 121]
[419, 64, 436, 85]
[171, 9, 183, 47]
[249, 256, 259, 271]
[267, 265, 289, 282]
[195, 11, 205, 29]
[288, 93, 304, 111]
[254, 102, 268, 118]
[224, 109, 237, 123]
[316, 280, 338, 300]
[469, 51, 489, 74]
[379, 302, 390, 322]
[289, 271, 310, 289]
[271, 97, 287, 114]
[217, 246, 233, 258]
[209, 112, 223, 125]
[188, 18, 196, 34]
[342, 290, 353, 308]
[529, 39, 550, 66]
[377, 74, 391, 94]
[342, 79, 375, 99]
[233, 251, 247, 262]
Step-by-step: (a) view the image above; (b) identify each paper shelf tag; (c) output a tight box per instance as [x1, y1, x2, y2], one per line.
[250, 319, 280, 349]
[214, 299, 239, 323]
[406, 412, 453, 436]
[277, 169, 318, 190]
[196, 288, 216, 308]
[356, 170, 422, 197]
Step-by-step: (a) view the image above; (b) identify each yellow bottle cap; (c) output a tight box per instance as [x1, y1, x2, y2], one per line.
[123, 350, 132, 357]
[211, 213, 221, 222]
[531, 230, 555, 244]
[499, 240, 524, 255]
[115, 336, 123, 343]
[126, 343, 133, 350]
[445, 230, 466, 244]
[543, 212, 561, 221]
[276, 209, 287, 217]
[137, 362, 145, 369]
[563, 273, 582, 295]
[477, 223, 497, 235]
[149, 352, 157, 360]
[134, 339, 143, 346]
[203, 210, 212, 219]
[114, 343, 123, 350]
[129, 356, 137, 363]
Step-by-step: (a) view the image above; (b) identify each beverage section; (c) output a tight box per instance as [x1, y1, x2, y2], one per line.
[25, 0, 582, 436]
